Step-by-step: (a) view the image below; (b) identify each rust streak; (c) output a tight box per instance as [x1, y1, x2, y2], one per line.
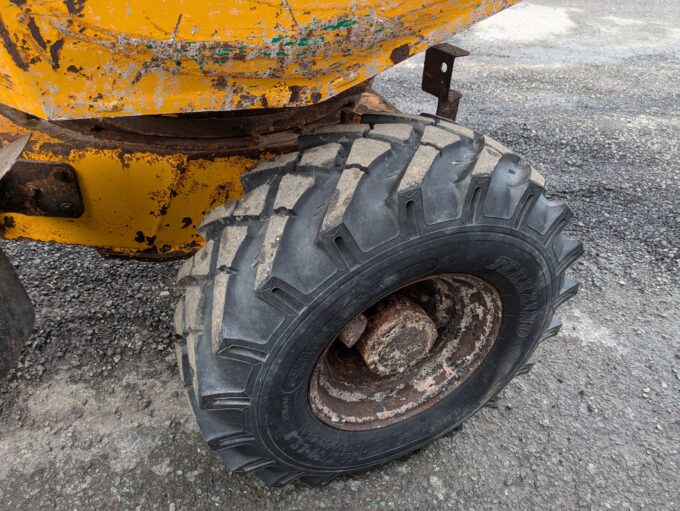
[169, 13, 183, 44]
[0, 16, 28, 71]
[63, 0, 86, 17]
[281, 0, 301, 30]
[49, 39, 65, 70]
[27, 17, 47, 50]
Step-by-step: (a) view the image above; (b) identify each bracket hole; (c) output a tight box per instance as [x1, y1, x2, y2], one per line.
[52, 169, 71, 183]
[441, 62, 448, 73]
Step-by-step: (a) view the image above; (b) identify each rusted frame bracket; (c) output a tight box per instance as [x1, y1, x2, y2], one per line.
[421, 43, 470, 122]
[0, 160, 84, 218]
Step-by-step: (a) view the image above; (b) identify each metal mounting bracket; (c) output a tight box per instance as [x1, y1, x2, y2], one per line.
[0, 134, 82, 218]
[0, 160, 84, 218]
[421, 43, 470, 121]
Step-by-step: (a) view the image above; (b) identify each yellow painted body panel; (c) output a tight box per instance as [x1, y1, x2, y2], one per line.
[0, 112, 250, 256]
[0, 1, 519, 254]
[0, 88, 395, 256]
[0, 0, 519, 120]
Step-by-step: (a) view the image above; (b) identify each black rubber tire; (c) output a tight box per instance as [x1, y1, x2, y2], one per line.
[174, 113, 583, 487]
[0, 248, 35, 378]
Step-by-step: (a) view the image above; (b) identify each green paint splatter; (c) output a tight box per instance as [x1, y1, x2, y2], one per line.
[271, 35, 286, 43]
[323, 19, 358, 30]
[212, 48, 233, 57]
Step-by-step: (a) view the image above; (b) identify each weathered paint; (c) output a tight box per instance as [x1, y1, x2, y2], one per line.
[0, 87, 393, 256]
[0, 112, 249, 256]
[0, 0, 520, 120]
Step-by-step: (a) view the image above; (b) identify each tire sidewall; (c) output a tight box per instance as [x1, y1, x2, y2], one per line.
[253, 226, 557, 473]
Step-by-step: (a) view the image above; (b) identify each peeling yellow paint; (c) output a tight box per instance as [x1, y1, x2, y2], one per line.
[0, 0, 521, 256]
[0, 0, 520, 120]
[0, 113, 250, 256]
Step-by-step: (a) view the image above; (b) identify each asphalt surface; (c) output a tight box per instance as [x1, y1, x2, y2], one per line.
[1, 1, 679, 509]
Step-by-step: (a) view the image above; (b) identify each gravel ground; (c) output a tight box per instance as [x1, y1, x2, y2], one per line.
[1, 1, 679, 509]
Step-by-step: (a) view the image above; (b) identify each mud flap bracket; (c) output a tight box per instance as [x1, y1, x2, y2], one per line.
[421, 43, 470, 121]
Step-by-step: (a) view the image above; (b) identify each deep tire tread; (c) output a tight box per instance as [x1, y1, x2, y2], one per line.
[175, 113, 581, 487]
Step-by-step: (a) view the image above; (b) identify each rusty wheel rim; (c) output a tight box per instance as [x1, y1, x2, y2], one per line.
[308, 274, 503, 431]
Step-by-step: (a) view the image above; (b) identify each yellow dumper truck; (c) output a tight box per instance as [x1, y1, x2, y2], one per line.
[0, 0, 582, 486]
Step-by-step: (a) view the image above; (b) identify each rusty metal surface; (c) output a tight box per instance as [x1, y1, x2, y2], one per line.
[54, 83, 370, 141]
[421, 43, 470, 121]
[0, 0, 521, 120]
[0, 160, 83, 218]
[0, 83, 371, 154]
[338, 313, 368, 349]
[309, 274, 503, 430]
[356, 296, 438, 376]
[0, 87, 385, 258]
[0, 248, 34, 378]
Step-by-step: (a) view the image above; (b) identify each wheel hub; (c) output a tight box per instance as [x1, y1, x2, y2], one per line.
[342, 296, 438, 376]
[308, 274, 503, 430]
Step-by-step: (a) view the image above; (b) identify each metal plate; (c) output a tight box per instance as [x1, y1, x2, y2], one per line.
[421, 43, 470, 121]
